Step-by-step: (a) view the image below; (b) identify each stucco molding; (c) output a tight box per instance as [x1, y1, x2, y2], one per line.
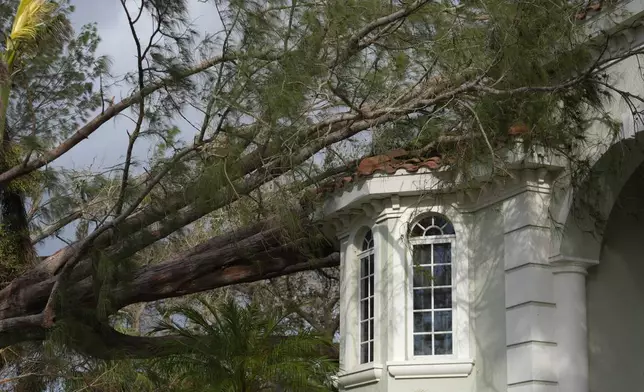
[386, 359, 474, 379]
[336, 364, 383, 389]
[549, 255, 599, 275]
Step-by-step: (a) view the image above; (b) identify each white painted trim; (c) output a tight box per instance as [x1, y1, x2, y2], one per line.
[400, 206, 472, 364]
[341, 218, 384, 374]
[375, 209, 404, 224]
[386, 359, 474, 379]
[337, 364, 383, 389]
[323, 169, 557, 220]
[550, 255, 599, 275]
[357, 236, 376, 364]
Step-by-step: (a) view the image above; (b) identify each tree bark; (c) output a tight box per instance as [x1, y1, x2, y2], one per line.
[0, 218, 340, 355]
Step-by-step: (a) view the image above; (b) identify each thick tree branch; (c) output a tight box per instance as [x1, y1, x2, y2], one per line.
[30, 209, 82, 245]
[0, 51, 278, 186]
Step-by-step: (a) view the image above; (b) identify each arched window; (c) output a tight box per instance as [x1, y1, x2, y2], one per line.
[409, 214, 455, 356]
[358, 229, 375, 364]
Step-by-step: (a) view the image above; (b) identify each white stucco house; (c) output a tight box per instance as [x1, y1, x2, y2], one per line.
[322, 2, 644, 392]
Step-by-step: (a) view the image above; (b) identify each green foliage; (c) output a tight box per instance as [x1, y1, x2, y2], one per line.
[152, 297, 337, 392]
[0, 223, 29, 280]
[58, 297, 337, 392]
[0, 1, 637, 388]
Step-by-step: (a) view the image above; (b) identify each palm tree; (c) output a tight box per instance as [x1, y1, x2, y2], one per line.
[153, 297, 338, 392]
[1, 0, 68, 141]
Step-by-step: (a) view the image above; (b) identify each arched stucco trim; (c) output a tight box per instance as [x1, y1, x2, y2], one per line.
[402, 204, 464, 243]
[552, 133, 644, 261]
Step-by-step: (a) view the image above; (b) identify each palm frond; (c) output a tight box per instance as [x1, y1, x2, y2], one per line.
[9, 0, 57, 47]
[154, 296, 338, 391]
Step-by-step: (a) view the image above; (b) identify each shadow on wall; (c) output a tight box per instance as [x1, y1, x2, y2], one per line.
[587, 161, 644, 392]
[468, 206, 506, 392]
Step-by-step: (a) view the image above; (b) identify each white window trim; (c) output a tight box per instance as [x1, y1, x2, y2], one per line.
[407, 235, 456, 359]
[357, 241, 375, 364]
[391, 212, 474, 379]
[337, 225, 383, 388]
[406, 235, 462, 362]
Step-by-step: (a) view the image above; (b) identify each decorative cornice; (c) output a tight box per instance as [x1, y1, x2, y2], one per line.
[336, 364, 383, 389]
[386, 359, 474, 379]
[375, 209, 404, 223]
[549, 255, 599, 275]
[322, 164, 562, 221]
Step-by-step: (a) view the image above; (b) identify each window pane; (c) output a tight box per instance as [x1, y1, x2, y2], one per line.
[413, 312, 433, 333]
[434, 311, 452, 332]
[361, 299, 369, 320]
[369, 275, 374, 296]
[413, 289, 432, 310]
[435, 333, 453, 355]
[360, 278, 368, 298]
[370, 319, 374, 340]
[361, 257, 368, 277]
[362, 230, 373, 251]
[414, 334, 433, 356]
[369, 341, 374, 362]
[434, 288, 452, 309]
[361, 321, 369, 342]
[433, 265, 452, 286]
[370, 299, 374, 318]
[361, 343, 369, 363]
[412, 245, 432, 266]
[433, 215, 448, 228]
[411, 223, 425, 237]
[443, 222, 455, 235]
[369, 254, 374, 274]
[433, 243, 451, 264]
[427, 227, 442, 236]
[413, 266, 432, 287]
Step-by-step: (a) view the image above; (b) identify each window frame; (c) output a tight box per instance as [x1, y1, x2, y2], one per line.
[357, 229, 376, 364]
[405, 213, 469, 362]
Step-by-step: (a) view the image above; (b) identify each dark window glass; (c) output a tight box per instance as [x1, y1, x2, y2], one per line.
[434, 288, 452, 309]
[435, 333, 453, 355]
[413, 312, 433, 333]
[414, 335, 433, 356]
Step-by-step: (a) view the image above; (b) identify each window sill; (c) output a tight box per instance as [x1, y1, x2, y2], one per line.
[386, 358, 474, 379]
[337, 363, 383, 389]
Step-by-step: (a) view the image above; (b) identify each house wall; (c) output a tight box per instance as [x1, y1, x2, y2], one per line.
[388, 202, 506, 392]
[587, 163, 644, 392]
[468, 205, 507, 392]
[338, 194, 507, 392]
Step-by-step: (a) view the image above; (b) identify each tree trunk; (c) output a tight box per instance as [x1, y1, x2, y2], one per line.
[0, 218, 340, 356]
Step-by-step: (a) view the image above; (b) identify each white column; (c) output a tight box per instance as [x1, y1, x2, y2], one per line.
[550, 256, 598, 392]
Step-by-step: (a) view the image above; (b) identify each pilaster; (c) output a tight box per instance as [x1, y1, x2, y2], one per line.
[503, 189, 558, 392]
[375, 197, 406, 363]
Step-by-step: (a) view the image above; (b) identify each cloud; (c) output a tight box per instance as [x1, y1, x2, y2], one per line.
[59, 1, 223, 170]
[36, 1, 223, 254]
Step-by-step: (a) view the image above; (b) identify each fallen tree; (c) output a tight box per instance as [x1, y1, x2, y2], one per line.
[0, 0, 639, 358]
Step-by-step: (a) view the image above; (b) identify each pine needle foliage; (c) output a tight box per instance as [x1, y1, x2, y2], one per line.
[0, 0, 640, 378]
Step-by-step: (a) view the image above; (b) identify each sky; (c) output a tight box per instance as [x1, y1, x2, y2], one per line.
[37, 0, 224, 254]
[60, 0, 224, 170]
[37, 1, 367, 255]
